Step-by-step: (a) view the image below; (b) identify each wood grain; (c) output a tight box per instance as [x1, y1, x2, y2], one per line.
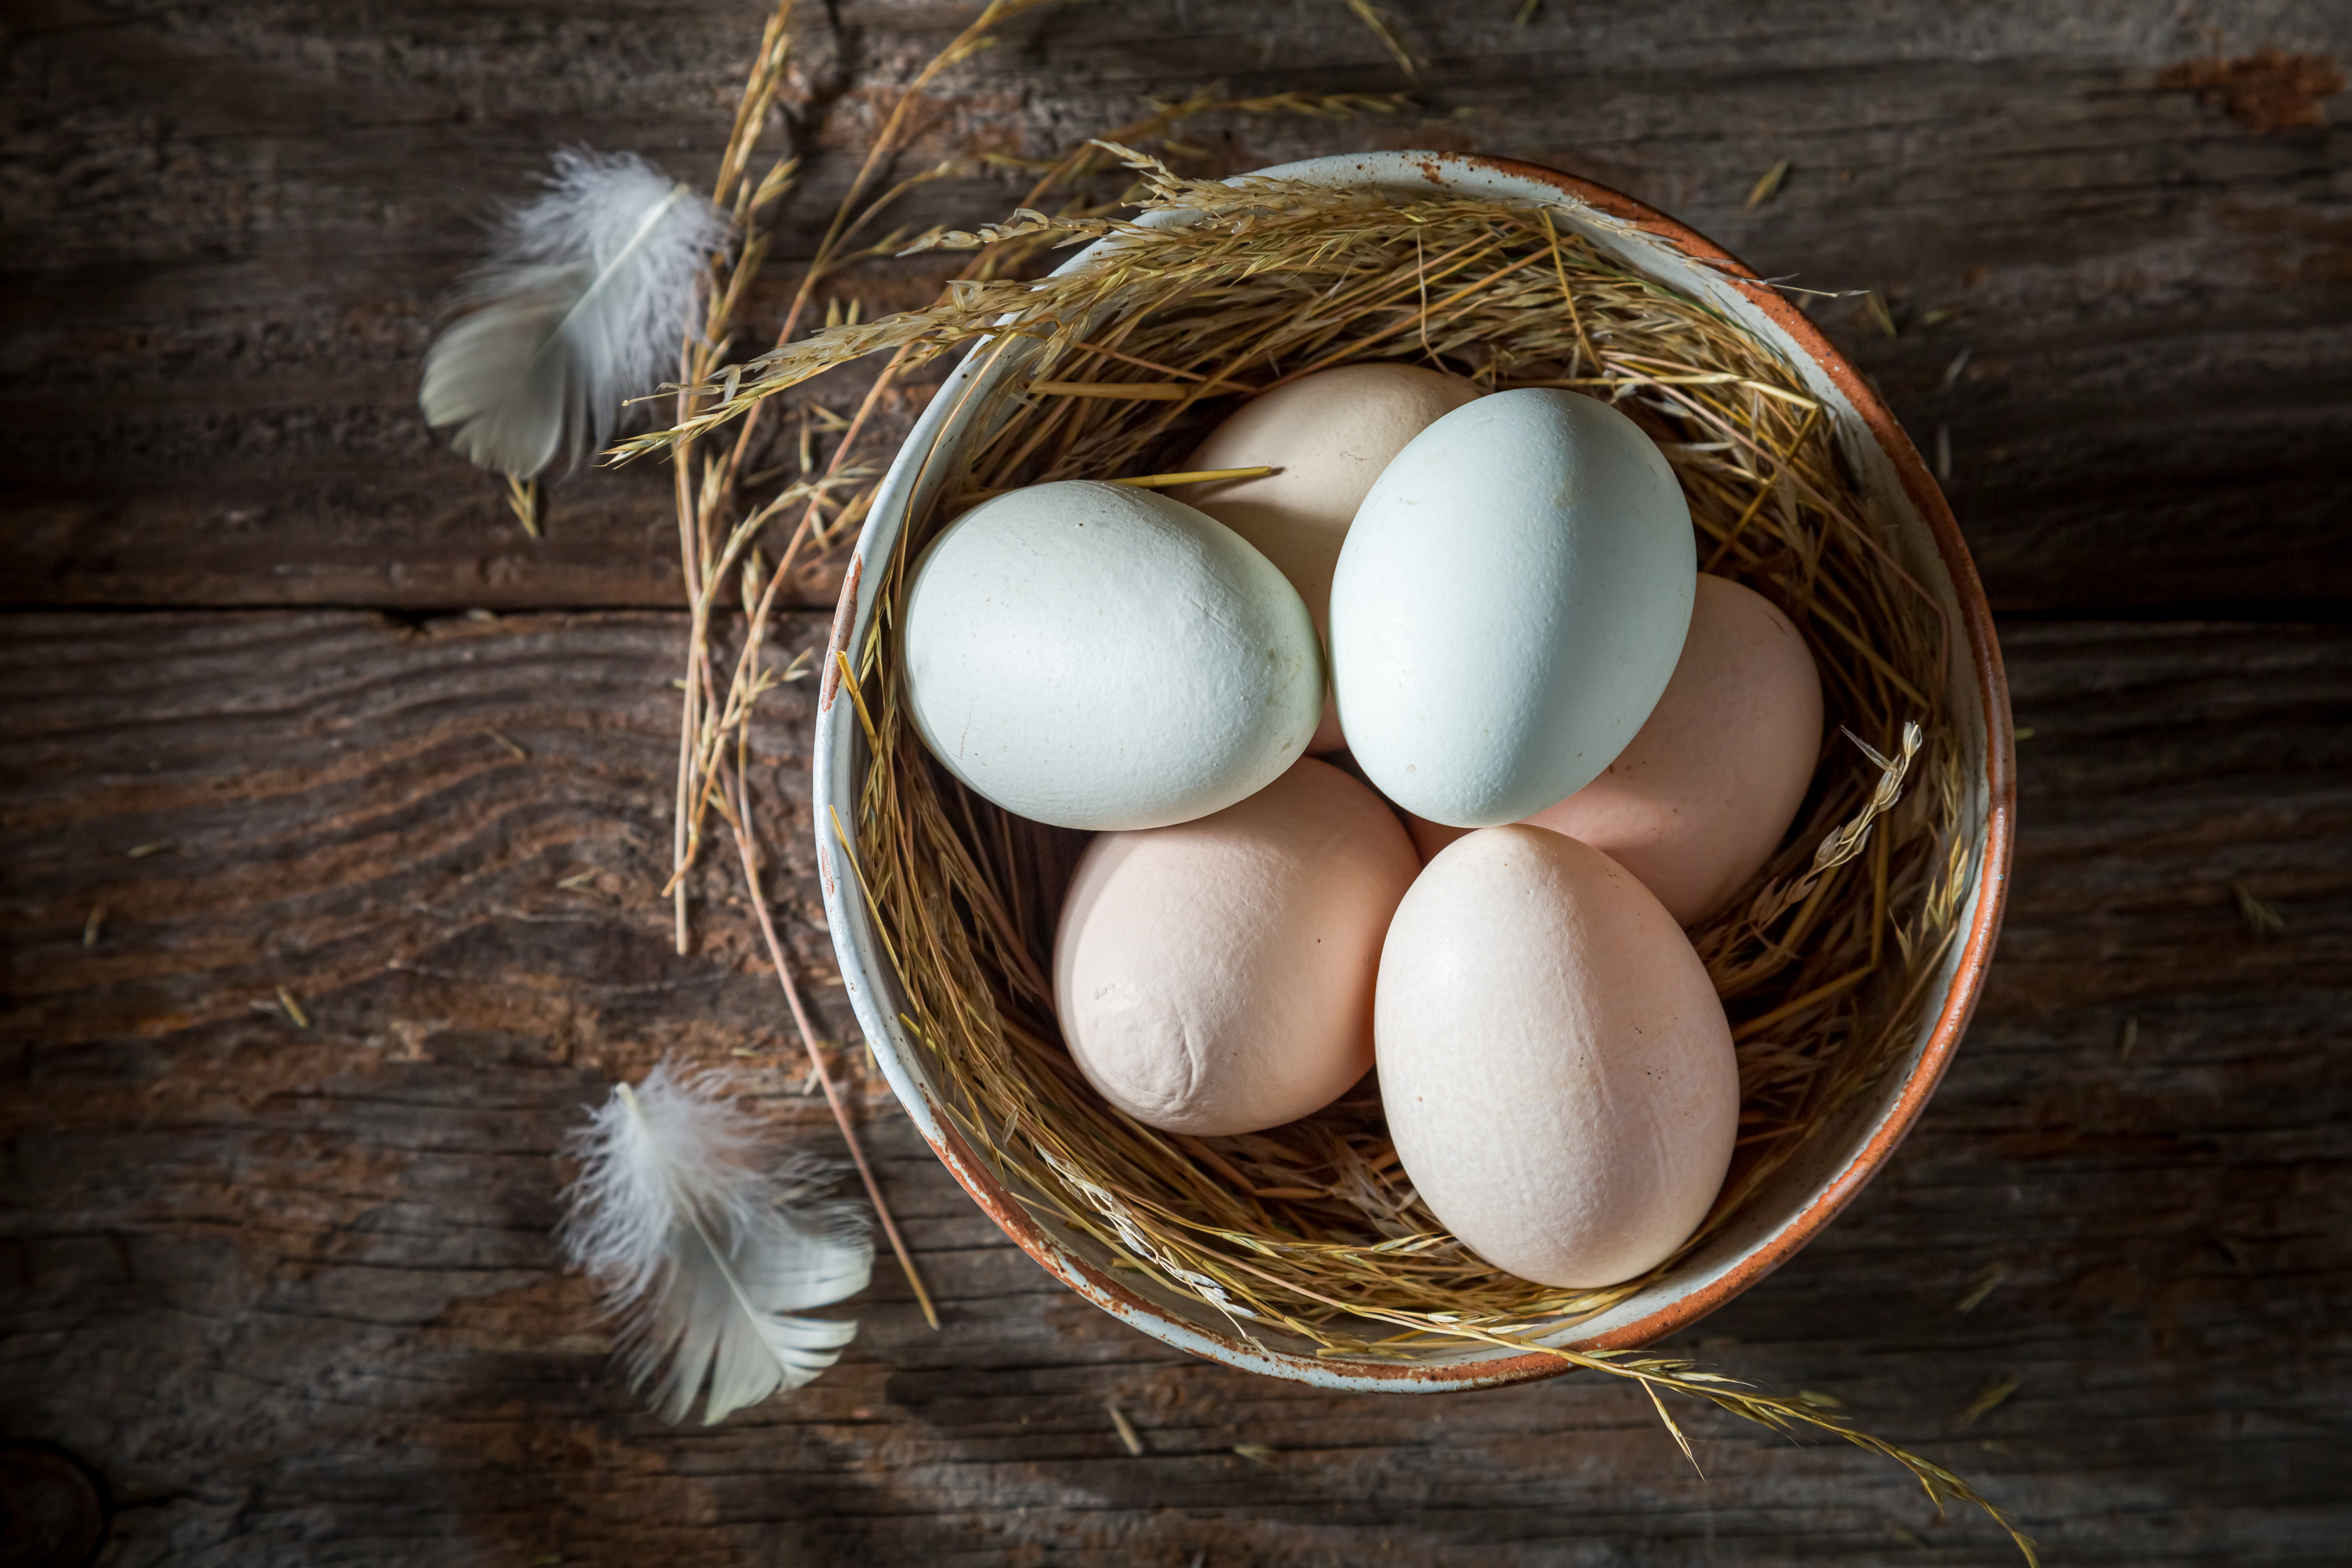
[4, 610, 2346, 1564]
[3, 1, 2347, 615]
[5, 2, 2346, 1560]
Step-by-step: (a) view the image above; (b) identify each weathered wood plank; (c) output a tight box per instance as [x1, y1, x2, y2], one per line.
[3, 2, 2346, 615]
[3, 610, 2346, 1564]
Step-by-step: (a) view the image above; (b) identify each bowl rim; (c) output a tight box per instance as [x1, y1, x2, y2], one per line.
[813, 150, 2016, 1391]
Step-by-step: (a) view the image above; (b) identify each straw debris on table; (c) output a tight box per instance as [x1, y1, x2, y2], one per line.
[644, 0, 1423, 1348]
[640, 126, 2022, 1558]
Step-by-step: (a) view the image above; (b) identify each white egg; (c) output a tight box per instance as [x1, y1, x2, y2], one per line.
[1329, 388, 1697, 827]
[1376, 825, 1739, 1287]
[1176, 365, 1481, 752]
[904, 480, 1321, 831]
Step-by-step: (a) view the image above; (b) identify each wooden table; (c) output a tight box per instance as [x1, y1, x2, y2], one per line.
[5, 4, 2347, 1563]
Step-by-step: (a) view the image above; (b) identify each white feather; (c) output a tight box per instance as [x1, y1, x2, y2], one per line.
[561, 1060, 873, 1424]
[421, 149, 729, 478]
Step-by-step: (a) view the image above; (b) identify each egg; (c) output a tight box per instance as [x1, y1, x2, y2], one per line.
[1403, 813, 1468, 864]
[1054, 758, 1420, 1136]
[903, 480, 1322, 831]
[1329, 388, 1697, 827]
[1376, 825, 1738, 1287]
[1176, 365, 1482, 752]
[1525, 574, 1823, 925]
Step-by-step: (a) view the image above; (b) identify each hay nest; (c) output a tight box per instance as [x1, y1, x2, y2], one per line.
[747, 153, 1975, 1363]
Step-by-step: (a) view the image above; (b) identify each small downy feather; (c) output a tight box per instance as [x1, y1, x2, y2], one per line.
[561, 1060, 873, 1424]
[420, 149, 729, 478]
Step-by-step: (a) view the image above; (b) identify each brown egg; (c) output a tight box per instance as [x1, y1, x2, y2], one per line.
[1376, 825, 1738, 1288]
[1053, 758, 1421, 1136]
[1404, 814, 1468, 864]
[1523, 574, 1822, 925]
[1176, 364, 1481, 752]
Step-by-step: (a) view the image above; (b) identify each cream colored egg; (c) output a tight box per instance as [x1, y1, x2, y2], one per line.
[1376, 825, 1738, 1287]
[903, 480, 1321, 831]
[1054, 758, 1421, 1136]
[1176, 364, 1481, 752]
[1525, 574, 1822, 925]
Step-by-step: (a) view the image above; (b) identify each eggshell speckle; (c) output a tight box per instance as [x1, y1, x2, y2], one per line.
[1376, 825, 1738, 1287]
[1527, 574, 1823, 924]
[1055, 759, 1421, 1136]
[1331, 388, 1697, 827]
[904, 481, 1321, 831]
[1177, 365, 1481, 752]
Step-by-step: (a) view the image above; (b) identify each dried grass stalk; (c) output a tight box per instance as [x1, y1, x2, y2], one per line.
[652, 9, 1425, 1342]
[645, 149, 2020, 1558]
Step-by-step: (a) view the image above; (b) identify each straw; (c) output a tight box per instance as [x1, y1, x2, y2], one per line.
[648, 151, 1980, 1350]
[640, 149, 2022, 1560]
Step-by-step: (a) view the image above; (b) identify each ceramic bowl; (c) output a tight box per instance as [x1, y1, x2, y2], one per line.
[812, 151, 2015, 1391]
